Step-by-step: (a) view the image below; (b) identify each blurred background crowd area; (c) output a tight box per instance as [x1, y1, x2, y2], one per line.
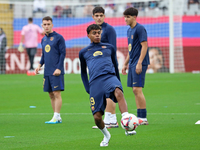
[2, 0, 200, 19]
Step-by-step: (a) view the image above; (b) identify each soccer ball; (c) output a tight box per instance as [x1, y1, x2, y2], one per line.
[120, 113, 139, 131]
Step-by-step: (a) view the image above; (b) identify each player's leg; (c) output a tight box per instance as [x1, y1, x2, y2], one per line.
[131, 65, 148, 125]
[104, 98, 118, 127]
[29, 48, 37, 70]
[45, 75, 64, 124]
[114, 87, 136, 135]
[52, 75, 64, 122]
[114, 87, 128, 114]
[26, 48, 31, 70]
[52, 91, 62, 113]
[93, 111, 111, 147]
[49, 91, 56, 112]
[45, 90, 62, 124]
[132, 87, 148, 125]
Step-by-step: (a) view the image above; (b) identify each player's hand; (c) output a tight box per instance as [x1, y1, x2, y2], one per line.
[53, 69, 61, 76]
[35, 66, 41, 74]
[136, 63, 142, 74]
[122, 64, 128, 75]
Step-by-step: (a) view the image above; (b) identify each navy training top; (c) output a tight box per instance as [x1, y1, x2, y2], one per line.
[79, 42, 120, 94]
[100, 22, 117, 51]
[127, 23, 150, 66]
[40, 31, 66, 76]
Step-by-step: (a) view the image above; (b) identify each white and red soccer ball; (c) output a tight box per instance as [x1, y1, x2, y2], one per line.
[120, 113, 139, 131]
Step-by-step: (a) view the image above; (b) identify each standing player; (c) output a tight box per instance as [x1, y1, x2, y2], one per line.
[122, 7, 149, 125]
[92, 6, 118, 128]
[19, 17, 44, 75]
[79, 24, 130, 147]
[35, 16, 66, 124]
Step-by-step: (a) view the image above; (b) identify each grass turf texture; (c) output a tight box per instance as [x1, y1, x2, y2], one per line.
[0, 73, 200, 150]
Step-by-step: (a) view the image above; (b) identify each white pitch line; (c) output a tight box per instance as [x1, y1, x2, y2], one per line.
[195, 120, 200, 124]
[0, 113, 200, 116]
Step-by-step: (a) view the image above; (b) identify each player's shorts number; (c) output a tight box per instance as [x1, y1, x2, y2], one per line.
[90, 97, 95, 106]
[43, 78, 45, 88]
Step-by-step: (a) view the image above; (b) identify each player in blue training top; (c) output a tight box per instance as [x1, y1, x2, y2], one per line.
[79, 24, 131, 147]
[91, 6, 118, 129]
[35, 16, 66, 124]
[122, 7, 150, 125]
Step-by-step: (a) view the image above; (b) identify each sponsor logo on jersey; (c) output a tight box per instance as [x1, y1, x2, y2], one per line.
[128, 44, 132, 52]
[50, 37, 54, 41]
[45, 44, 51, 53]
[54, 85, 59, 88]
[131, 35, 133, 39]
[93, 51, 103, 56]
[102, 46, 107, 48]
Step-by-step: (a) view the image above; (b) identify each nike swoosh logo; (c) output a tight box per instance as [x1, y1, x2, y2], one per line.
[133, 82, 137, 84]
[54, 86, 59, 88]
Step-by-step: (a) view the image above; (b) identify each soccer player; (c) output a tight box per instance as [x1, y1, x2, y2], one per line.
[79, 24, 130, 147]
[92, 6, 118, 128]
[19, 17, 44, 75]
[35, 16, 66, 124]
[122, 7, 149, 125]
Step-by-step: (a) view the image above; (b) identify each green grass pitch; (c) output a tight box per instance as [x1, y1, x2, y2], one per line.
[0, 73, 200, 150]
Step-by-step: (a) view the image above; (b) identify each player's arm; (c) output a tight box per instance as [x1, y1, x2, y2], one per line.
[136, 41, 148, 74]
[36, 39, 44, 74]
[79, 51, 90, 94]
[111, 46, 120, 81]
[107, 26, 117, 51]
[122, 52, 130, 75]
[37, 25, 45, 36]
[20, 27, 25, 43]
[54, 36, 66, 76]
[136, 26, 148, 74]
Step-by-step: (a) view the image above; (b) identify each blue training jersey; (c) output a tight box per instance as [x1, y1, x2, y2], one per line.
[79, 42, 120, 94]
[40, 31, 66, 76]
[100, 22, 117, 51]
[127, 23, 150, 66]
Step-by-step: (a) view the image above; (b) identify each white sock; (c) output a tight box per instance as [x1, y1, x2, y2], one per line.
[53, 112, 60, 119]
[104, 112, 111, 124]
[140, 118, 147, 121]
[121, 112, 128, 117]
[110, 114, 117, 124]
[100, 127, 111, 142]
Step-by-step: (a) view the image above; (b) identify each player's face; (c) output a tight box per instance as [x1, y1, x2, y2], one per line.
[42, 20, 53, 34]
[92, 13, 105, 26]
[88, 29, 101, 43]
[124, 15, 135, 26]
[149, 48, 163, 70]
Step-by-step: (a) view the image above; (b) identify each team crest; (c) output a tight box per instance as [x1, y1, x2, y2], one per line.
[50, 37, 54, 41]
[91, 106, 95, 111]
[131, 35, 133, 39]
[45, 44, 51, 53]
[102, 46, 107, 48]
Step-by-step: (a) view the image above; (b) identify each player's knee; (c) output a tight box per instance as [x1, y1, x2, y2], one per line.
[114, 88, 123, 99]
[53, 91, 61, 98]
[132, 87, 141, 95]
[93, 112, 102, 124]
[49, 92, 54, 99]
